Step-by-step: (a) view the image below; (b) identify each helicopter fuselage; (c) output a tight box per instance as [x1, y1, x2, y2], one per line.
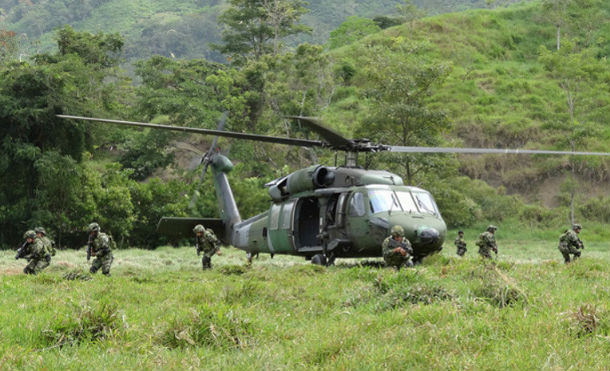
[229, 175, 446, 261]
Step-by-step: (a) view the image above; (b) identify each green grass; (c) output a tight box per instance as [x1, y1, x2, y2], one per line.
[1, 238, 610, 370]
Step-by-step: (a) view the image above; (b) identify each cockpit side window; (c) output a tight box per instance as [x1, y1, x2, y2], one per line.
[348, 192, 366, 217]
[412, 192, 439, 216]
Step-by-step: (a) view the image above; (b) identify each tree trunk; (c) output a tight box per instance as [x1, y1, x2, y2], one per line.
[556, 25, 561, 50]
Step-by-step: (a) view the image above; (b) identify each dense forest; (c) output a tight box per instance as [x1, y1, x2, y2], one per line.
[0, 0, 525, 62]
[0, 0, 609, 249]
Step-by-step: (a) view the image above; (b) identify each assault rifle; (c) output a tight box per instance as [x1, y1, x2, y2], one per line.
[15, 241, 29, 260]
[87, 235, 95, 261]
[577, 238, 584, 250]
[388, 238, 412, 256]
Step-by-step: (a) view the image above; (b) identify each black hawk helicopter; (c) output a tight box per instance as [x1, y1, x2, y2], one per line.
[58, 114, 610, 264]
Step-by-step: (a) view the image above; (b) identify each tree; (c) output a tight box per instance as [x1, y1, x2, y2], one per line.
[0, 26, 126, 247]
[395, 0, 426, 24]
[542, 0, 570, 50]
[213, 0, 310, 64]
[356, 41, 451, 185]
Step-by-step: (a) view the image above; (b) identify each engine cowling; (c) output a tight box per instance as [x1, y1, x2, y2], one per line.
[267, 165, 335, 201]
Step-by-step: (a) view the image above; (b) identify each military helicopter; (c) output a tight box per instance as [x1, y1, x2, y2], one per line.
[58, 114, 610, 264]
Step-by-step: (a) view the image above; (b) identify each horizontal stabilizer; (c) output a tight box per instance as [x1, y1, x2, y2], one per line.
[157, 217, 226, 242]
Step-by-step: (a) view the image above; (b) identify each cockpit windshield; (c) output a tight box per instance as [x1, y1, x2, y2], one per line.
[412, 192, 439, 215]
[395, 191, 418, 213]
[368, 190, 400, 214]
[367, 188, 440, 216]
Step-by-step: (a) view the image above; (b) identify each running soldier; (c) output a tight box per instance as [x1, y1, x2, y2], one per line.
[455, 230, 467, 256]
[476, 225, 498, 259]
[558, 224, 583, 264]
[16, 230, 51, 274]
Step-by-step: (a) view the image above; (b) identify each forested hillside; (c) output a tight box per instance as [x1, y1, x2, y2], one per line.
[0, 0, 608, 250]
[0, 0, 523, 61]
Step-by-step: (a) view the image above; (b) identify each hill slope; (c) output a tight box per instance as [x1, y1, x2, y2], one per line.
[1, 0, 525, 61]
[326, 1, 610, 206]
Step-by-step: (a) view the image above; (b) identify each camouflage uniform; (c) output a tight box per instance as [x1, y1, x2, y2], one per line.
[194, 224, 220, 269]
[455, 232, 467, 256]
[558, 224, 583, 264]
[476, 225, 498, 259]
[382, 225, 413, 269]
[35, 227, 56, 256]
[87, 223, 114, 276]
[19, 231, 51, 275]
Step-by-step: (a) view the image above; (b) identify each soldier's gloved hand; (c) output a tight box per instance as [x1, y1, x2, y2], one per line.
[392, 247, 407, 256]
[216, 249, 222, 256]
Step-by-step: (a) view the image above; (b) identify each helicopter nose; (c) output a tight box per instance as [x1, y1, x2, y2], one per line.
[418, 227, 441, 245]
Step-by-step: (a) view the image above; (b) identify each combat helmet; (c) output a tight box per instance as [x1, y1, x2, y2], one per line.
[487, 225, 498, 232]
[23, 230, 36, 239]
[193, 224, 205, 233]
[88, 222, 100, 233]
[34, 227, 46, 235]
[390, 225, 405, 237]
[572, 223, 582, 231]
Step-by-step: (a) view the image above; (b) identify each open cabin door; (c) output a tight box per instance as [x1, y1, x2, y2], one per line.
[294, 197, 322, 252]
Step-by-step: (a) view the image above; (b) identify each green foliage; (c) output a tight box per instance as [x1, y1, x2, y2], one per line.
[56, 25, 123, 68]
[41, 300, 121, 348]
[159, 304, 254, 349]
[327, 16, 381, 50]
[214, 0, 310, 64]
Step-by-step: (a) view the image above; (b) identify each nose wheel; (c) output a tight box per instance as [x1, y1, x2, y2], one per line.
[311, 253, 335, 266]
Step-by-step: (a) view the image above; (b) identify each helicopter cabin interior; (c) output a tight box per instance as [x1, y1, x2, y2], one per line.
[294, 197, 321, 248]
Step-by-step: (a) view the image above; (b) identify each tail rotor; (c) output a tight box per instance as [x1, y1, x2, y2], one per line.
[188, 111, 228, 211]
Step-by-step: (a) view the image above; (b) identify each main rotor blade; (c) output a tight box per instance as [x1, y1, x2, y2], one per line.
[389, 146, 610, 156]
[286, 116, 354, 149]
[57, 115, 324, 148]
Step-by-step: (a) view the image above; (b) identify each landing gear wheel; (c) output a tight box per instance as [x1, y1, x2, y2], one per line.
[311, 254, 327, 266]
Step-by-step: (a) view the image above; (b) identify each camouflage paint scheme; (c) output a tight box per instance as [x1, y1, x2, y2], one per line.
[159, 155, 446, 263]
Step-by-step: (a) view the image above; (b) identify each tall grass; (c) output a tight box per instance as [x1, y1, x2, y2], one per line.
[1, 237, 610, 370]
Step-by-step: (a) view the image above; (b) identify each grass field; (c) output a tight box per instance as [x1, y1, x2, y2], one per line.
[1, 234, 609, 370]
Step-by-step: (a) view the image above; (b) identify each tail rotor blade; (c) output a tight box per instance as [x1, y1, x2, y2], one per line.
[189, 112, 228, 211]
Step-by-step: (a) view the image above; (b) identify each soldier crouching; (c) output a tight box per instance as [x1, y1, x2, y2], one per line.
[17, 230, 51, 275]
[382, 225, 414, 270]
[86, 222, 114, 276]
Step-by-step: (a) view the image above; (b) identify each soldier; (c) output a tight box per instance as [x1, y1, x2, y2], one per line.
[455, 230, 467, 256]
[16, 230, 51, 274]
[558, 223, 583, 264]
[35, 227, 56, 257]
[86, 222, 114, 276]
[193, 224, 220, 270]
[382, 225, 414, 270]
[476, 225, 498, 259]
